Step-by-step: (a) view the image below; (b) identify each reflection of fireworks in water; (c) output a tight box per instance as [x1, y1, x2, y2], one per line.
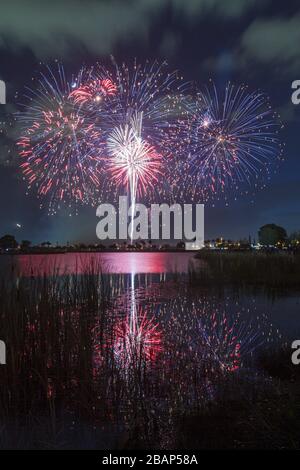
[90, 276, 283, 430]
[101, 59, 188, 136]
[93, 307, 162, 372]
[113, 307, 162, 367]
[113, 271, 163, 369]
[17, 65, 108, 214]
[177, 82, 284, 204]
[92, 273, 163, 372]
[197, 310, 266, 372]
[100, 59, 189, 240]
[159, 293, 281, 375]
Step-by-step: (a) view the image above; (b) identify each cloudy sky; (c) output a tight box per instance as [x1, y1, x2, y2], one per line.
[0, 0, 300, 244]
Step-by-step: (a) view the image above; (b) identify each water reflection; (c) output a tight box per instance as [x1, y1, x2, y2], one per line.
[3, 252, 194, 277]
[0, 253, 288, 448]
[91, 271, 280, 388]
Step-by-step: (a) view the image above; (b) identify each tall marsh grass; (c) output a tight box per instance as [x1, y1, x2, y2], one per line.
[191, 251, 300, 290]
[0, 260, 298, 449]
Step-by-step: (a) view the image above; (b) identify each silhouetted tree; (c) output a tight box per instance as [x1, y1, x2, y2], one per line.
[21, 240, 31, 250]
[176, 241, 185, 250]
[289, 231, 300, 246]
[258, 224, 287, 246]
[0, 234, 18, 250]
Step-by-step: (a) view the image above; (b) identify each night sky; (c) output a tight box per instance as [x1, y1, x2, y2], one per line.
[0, 0, 300, 245]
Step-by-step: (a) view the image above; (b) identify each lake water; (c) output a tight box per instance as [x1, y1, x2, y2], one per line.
[0, 252, 299, 448]
[1, 251, 194, 275]
[1, 251, 298, 338]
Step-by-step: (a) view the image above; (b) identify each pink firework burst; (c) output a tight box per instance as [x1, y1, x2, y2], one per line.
[69, 78, 117, 105]
[106, 112, 163, 199]
[17, 64, 104, 214]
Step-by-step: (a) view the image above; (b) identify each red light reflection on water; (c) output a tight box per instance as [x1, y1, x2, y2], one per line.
[12, 252, 194, 276]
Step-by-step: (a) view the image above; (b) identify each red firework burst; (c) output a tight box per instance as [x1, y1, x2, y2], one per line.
[69, 78, 117, 105]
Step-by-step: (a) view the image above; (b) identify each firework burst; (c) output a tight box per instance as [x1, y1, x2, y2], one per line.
[16, 62, 284, 213]
[107, 112, 162, 198]
[100, 59, 188, 129]
[178, 82, 284, 203]
[69, 75, 117, 106]
[93, 306, 163, 372]
[97, 59, 190, 203]
[17, 64, 107, 214]
[157, 291, 281, 377]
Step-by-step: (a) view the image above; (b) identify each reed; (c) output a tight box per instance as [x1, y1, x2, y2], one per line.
[191, 251, 300, 290]
[0, 261, 299, 449]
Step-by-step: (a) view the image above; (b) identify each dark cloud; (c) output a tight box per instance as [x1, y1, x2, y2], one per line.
[0, 0, 269, 58]
[241, 14, 300, 75]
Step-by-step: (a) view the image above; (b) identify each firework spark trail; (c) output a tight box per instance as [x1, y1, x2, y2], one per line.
[98, 59, 191, 207]
[107, 111, 163, 241]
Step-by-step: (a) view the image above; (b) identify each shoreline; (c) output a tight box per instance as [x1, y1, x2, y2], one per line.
[0, 249, 192, 255]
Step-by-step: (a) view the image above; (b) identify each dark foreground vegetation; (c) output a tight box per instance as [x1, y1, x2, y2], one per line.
[0, 264, 299, 449]
[176, 346, 300, 449]
[192, 251, 300, 291]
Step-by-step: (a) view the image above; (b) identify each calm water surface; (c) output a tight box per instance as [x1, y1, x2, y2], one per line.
[0, 251, 299, 449]
[1, 251, 298, 337]
[1, 251, 194, 275]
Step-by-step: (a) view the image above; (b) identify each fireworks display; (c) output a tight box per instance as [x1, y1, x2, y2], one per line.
[196, 309, 264, 372]
[101, 59, 188, 140]
[17, 62, 284, 214]
[69, 77, 117, 105]
[179, 82, 284, 202]
[17, 65, 106, 214]
[97, 59, 189, 207]
[107, 112, 163, 240]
